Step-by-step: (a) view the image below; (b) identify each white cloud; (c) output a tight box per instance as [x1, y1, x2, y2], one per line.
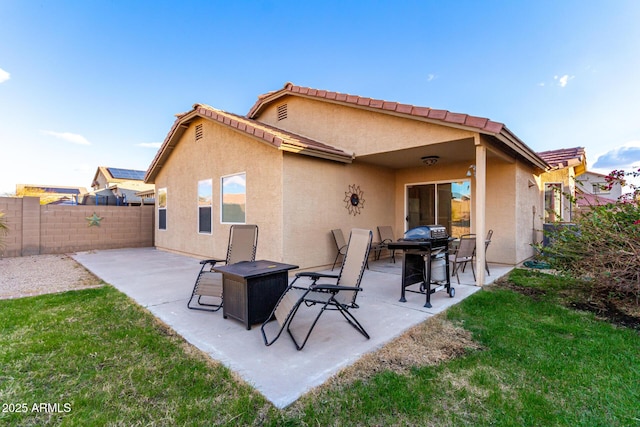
[0, 68, 10, 83]
[593, 141, 640, 170]
[41, 130, 91, 145]
[136, 142, 162, 148]
[426, 74, 437, 82]
[554, 74, 574, 87]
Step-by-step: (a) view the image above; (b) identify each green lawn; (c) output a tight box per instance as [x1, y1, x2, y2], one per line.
[1, 271, 639, 426]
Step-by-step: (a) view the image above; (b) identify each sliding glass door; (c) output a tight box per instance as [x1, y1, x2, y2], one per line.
[406, 181, 471, 238]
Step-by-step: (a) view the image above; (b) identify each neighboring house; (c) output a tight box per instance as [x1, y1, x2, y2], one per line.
[145, 82, 552, 285]
[15, 184, 87, 205]
[575, 170, 622, 208]
[536, 147, 587, 223]
[84, 166, 155, 206]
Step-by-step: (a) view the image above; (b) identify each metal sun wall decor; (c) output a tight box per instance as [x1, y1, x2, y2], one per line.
[344, 184, 365, 216]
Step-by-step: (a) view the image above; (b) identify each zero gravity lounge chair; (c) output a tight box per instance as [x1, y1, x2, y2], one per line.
[261, 228, 372, 350]
[187, 224, 258, 312]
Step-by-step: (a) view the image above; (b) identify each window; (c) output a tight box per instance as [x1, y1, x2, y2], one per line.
[221, 173, 246, 223]
[544, 183, 562, 222]
[158, 188, 167, 230]
[592, 182, 610, 194]
[198, 179, 212, 234]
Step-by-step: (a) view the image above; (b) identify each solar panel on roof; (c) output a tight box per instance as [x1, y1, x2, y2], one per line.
[38, 187, 80, 195]
[107, 168, 146, 180]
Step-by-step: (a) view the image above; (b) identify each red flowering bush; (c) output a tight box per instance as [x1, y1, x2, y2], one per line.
[542, 168, 640, 301]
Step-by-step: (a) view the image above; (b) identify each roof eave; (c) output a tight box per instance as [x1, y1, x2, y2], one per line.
[279, 142, 354, 163]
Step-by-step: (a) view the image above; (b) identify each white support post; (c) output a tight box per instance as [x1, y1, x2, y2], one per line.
[475, 139, 486, 287]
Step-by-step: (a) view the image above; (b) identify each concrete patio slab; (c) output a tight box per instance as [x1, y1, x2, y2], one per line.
[71, 247, 512, 408]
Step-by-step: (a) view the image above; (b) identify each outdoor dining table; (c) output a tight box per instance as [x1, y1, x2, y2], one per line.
[212, 260, 298, 330]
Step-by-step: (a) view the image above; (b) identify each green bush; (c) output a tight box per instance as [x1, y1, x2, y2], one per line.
[541, 169, 640, 300]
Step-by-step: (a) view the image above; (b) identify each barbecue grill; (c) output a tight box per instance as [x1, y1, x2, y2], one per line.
[387, 225, 454, 307]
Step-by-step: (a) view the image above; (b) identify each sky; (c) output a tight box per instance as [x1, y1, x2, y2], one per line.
[1, 0, 640, 196]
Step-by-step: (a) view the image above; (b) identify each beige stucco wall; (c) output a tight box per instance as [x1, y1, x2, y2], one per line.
[152, 117, 396, 269]
[394, 156, 539, 265]
[152, 94, 548, 270]
[540, 168, 575, 222]
[153, 118, 285, 262]
[257, 95, 475, 155]
[282, 154, 395, 269]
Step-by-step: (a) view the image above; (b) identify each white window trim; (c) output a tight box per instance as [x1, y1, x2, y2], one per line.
[403, 179, 472, 234]
[158, 187, 167, 231]
[220, 172, 247, 224]
[197, 179, 213, 235]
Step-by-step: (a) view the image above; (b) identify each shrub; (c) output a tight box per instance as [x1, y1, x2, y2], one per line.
[541, 169, 640, 301]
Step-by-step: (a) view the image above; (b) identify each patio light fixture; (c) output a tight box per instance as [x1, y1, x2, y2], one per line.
[421, 155, 439, 166]
[466, 165, 476, 177]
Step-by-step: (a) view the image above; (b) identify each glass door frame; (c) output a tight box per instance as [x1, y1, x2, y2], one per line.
[403, 179, 472, 238]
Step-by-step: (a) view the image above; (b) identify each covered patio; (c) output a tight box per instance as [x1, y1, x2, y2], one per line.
[71, 247, 512, 408]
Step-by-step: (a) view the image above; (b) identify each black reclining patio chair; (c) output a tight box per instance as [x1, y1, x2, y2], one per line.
[261, 228, 372, 350]
[187, 224, 258, 312]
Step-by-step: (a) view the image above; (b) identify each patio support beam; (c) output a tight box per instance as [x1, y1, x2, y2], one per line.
[474, 137, 486, 287]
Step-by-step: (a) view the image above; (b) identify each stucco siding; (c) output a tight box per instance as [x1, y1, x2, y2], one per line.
[484, 160, 517, 264]
[282, 154, 395, 269]
[153, 118, 284, 261]
[515, 162, 543, 262]
[258, 96, 475, 156]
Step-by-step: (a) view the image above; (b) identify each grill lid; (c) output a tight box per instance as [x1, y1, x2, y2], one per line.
[402, 225, 448, 241]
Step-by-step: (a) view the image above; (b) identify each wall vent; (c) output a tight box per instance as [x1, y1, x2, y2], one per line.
[195, 123, 204, 141]
[277, 104, 288, 121]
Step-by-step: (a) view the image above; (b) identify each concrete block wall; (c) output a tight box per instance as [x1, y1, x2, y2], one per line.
[0, 197, 24, 257]
[0, 196, 154, 257]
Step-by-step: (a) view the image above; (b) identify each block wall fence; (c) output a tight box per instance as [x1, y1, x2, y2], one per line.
[0, 197, 154, 257]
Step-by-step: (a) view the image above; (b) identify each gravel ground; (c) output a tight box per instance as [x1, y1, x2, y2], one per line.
[0, 254, 103, 300]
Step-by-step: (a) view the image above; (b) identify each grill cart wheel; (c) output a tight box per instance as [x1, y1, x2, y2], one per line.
[449, 287, 455, 298]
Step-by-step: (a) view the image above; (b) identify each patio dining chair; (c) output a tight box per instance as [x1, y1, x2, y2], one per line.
[187, 224, 258, 312]
[261, 228, 373, 350]
[331, 229, 347, 270]
[375, 225, 397, 262]
[484, 229, 493, 275]
[448, 233, 476, 284]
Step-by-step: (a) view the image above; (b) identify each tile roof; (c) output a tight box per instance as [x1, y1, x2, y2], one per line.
[536, 147, 586, 169]
[575, 190, 617, 207]
[247, 83, 549, 171]
[248, 82, 506, 134]
[145, 104, 354, 182]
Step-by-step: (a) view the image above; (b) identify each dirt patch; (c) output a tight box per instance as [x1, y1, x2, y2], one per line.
[493, 275, 640, 331]
[567, 292, 640, 331]
[0, 254, 103, 299]
[307, 314, 483, 394]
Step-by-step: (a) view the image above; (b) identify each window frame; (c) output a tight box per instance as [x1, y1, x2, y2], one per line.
[158, 187, 167, 230]
[220, 172, 247, 224]
[197, 179, 213, 234]
[544, 182, 563, 222]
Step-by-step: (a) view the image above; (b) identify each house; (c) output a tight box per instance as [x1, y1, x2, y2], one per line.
[575, 170, 622, 208]
[85, 166, 155, 206]
[536, 147, 587, 223]
[145, 82, 552, 285]
[15, 184, 87, 205]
